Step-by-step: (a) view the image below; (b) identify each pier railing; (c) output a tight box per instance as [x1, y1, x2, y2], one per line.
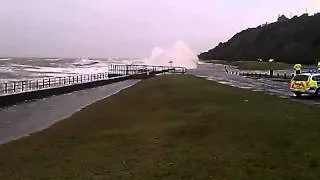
[0, 72, 109, 95]
[108, 64, 187, 75]
[0, 64, 187, 96]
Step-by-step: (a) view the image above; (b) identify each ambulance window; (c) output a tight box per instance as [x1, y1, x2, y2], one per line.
[293, 75, 309, 81]
[312, 76, 320, 81]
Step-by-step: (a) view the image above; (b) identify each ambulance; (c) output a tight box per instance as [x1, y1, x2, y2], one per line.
[290, 70, 320, 97]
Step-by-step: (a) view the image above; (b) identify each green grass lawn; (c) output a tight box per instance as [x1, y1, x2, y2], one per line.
[201, 59, 313, 70]
[225, 61, 294, 70]
[1, 75, 320, 179]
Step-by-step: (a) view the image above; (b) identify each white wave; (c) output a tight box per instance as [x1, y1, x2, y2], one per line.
[45, 58, 60, 61]
[0, 68, 14, 73]
[0, 58, 140, 82]
[0, 58, 11, 61]
[9, 63, 36, 68]
[146, 41, 199, 69]
[24, 65, 108, 76]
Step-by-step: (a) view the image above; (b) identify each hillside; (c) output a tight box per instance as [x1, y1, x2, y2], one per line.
[199, 13, 320, 64]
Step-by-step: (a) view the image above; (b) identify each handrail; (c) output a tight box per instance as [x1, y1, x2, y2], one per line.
[0, 64, 187, 96]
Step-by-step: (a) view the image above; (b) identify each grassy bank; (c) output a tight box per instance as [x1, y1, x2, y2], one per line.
[1, 75, 320, 179]
[201, 59, 313, 70]
[223, 61, 294, 70]
[229, 61, 293, 70]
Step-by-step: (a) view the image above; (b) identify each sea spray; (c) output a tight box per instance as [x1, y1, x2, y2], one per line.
[147, 41, 198, 69]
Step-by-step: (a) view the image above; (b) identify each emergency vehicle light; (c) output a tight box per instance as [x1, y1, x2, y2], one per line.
[309, 69, 318, 73]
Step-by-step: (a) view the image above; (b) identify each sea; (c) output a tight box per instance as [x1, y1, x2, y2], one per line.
[0, 57, 145, 83]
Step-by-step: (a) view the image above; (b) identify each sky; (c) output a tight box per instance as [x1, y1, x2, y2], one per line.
[0, 0, 319, 58]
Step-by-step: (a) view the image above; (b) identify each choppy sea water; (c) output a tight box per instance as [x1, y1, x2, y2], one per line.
[0, 57, 145, 83]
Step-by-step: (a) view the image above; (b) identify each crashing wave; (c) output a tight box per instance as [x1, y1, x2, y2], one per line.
[147, 41, 198, 69]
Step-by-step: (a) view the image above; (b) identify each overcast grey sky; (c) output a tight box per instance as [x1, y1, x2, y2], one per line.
[0, 0, 319, 58]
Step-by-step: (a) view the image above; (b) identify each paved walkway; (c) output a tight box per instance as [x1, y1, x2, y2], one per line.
[0, 80, 138, 144]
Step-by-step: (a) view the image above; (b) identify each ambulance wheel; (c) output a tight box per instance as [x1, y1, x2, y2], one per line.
[294, 92, 302, 97]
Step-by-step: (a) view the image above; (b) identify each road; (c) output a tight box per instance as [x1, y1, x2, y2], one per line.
[188, 63, 320, 106]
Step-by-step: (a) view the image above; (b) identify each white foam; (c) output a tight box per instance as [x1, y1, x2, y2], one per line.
[146, 41, 198, 69]
[45, 58, 60, 61]
[218, 81, 231, 85]
[0, 58, 11, 61]
[22, 58, 110, 77]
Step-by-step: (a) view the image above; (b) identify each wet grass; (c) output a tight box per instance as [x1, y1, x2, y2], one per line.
[202, 59, 312, 70]
[1, 75, 320, 179]
[225, 61, 294, 70]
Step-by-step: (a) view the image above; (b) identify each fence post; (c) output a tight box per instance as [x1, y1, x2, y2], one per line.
[43, 79, 45, 88]
[21, 81, 24, 92]
[126, 65, 128, 75]
[48, 78, 51, 87]
[13, 82, 16, 92]
[4, 83, 7, 94]
[284, 73, 287, 79]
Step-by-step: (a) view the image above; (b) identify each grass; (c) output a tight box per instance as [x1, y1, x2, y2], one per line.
[230, 61, 294, 70]
[1, 75, 320, 179]
[207, 60, 294, 70]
